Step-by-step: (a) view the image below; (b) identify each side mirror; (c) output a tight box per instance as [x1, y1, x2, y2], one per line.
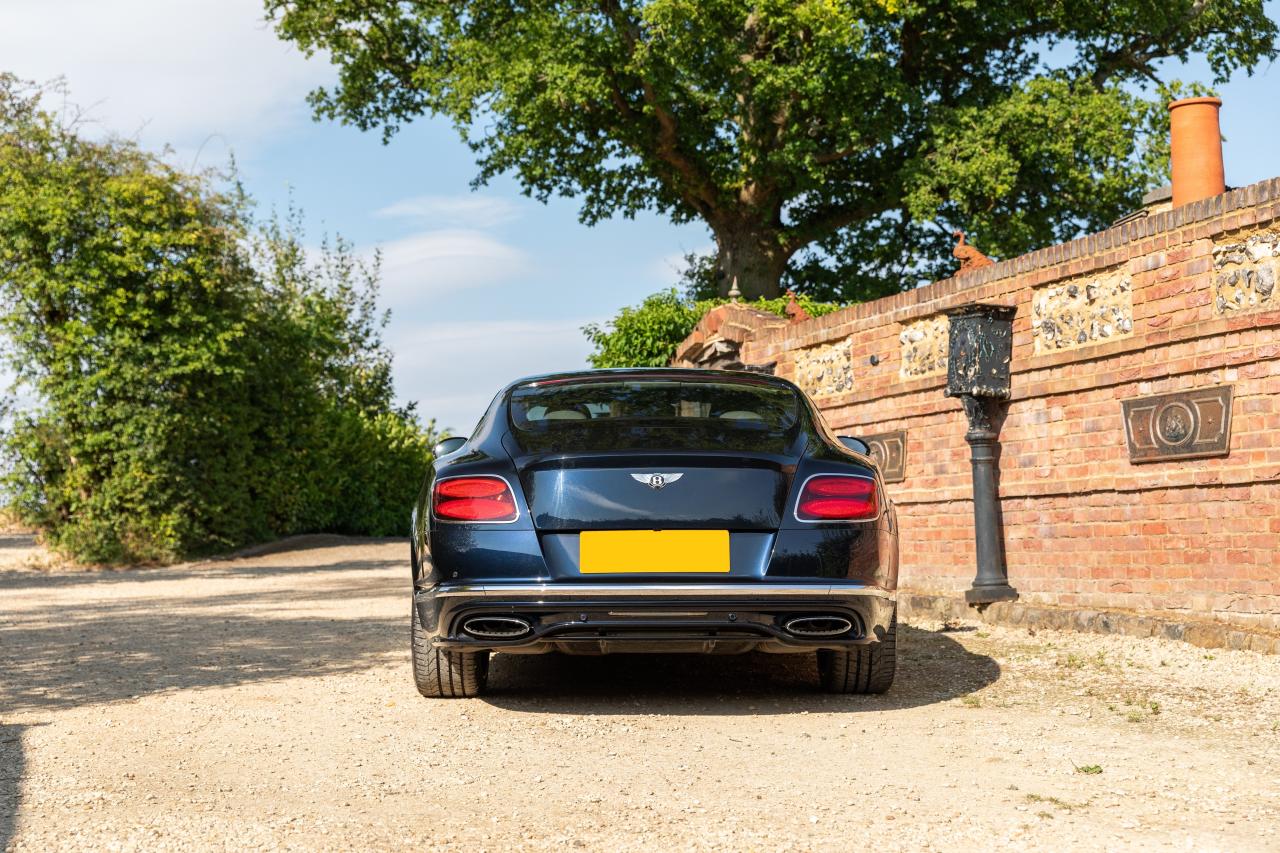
[837, 436, 871, 456]
[432, 436, 467, 458]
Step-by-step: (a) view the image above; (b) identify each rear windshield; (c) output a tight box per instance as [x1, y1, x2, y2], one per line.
[508, 379, 802, 453]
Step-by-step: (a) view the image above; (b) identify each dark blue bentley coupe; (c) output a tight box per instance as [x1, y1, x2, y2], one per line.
[410, 368, 898, 697]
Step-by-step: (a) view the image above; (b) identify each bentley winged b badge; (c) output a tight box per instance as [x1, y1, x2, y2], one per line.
[631, 472, 684, 490]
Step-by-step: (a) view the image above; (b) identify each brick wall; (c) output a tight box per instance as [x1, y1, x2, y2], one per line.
[677, 177, 1280, 634]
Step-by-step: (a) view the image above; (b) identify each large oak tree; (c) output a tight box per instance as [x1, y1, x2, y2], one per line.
[266, 1, 1277, 300]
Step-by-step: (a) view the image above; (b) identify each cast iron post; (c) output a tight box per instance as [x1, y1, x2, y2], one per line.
[944, 303, 1019, 607]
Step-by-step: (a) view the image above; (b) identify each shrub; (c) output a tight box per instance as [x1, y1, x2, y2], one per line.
[0, 76, 436, 563]
[584, 285, 843, 370]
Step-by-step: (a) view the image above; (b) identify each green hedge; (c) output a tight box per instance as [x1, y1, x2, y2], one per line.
[0, 76, 438, 563]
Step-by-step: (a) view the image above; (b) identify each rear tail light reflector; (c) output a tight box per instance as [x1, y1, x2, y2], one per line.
[795, 475, 878, 521]
[433, 476, 518, 522]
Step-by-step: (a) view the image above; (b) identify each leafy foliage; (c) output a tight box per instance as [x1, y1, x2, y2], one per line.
[266, 0, 1276, 300]
[0, 77, 437, 563]
[584, 260, 841, 368]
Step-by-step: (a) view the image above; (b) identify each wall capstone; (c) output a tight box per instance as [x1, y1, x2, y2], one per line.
[672, 304, 786, 370]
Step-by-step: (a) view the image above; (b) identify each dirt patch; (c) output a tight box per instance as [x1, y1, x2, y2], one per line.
[2, 539, 1277, 851]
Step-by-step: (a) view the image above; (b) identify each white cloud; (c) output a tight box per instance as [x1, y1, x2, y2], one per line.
[373, 229, 528, 309]
[388, 319, 598, 432]
[373, 195, 524, 229]
[0, 0, 327, 151]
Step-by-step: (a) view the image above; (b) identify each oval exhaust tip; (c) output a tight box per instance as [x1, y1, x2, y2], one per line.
[783, 615, 854, 637]
[462, 616, 532, 639]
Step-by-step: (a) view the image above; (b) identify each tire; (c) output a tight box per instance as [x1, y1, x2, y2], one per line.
[816, 610, 896, 695]
[411, 602, 490, 698]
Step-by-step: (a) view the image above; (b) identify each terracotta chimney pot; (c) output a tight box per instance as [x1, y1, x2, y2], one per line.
[1168, 96, 1225, 208]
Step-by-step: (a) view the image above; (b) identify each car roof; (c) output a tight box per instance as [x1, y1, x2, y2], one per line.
[506, 367, 797, 390]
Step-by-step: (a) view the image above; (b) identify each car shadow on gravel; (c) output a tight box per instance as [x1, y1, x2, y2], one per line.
[480, 625, 999, 715]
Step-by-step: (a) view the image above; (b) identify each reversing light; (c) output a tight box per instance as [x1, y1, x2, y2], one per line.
[795, 475, 878, 521]
[433, 476, 518, 522]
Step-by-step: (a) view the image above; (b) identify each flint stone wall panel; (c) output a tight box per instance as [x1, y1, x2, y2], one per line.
[1213, 229, 1277, 315]
[793, 337, 853, 398]
[899, 315, 949, 378]
[1031, 269, 1133, 354]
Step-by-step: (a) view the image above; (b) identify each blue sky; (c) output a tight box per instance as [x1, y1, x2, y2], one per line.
[3, 0, 1277, 432]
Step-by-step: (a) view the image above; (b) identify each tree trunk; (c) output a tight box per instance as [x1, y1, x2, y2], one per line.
[713, 226, 790, 300]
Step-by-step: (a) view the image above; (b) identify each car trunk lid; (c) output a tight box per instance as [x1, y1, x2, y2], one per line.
[512, 452, 795, 531]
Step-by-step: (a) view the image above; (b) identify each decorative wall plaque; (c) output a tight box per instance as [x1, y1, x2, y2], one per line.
[864, 430, 908, 483]
[1121, 386, 1233, 463]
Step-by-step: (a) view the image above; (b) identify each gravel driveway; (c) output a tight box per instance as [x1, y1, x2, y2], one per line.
[2, 538, 1278, 851]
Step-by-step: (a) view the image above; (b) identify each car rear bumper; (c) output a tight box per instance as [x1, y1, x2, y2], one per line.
[414, 582, 896, 655]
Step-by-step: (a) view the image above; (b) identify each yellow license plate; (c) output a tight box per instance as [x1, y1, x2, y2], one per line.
[579, 530, 731, 574]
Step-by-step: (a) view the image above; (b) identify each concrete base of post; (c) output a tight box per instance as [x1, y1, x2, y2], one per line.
[964, 584, 1020, 608]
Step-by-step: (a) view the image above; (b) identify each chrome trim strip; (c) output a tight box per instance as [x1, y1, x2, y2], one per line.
[606, 611, 709, 617]
[421, 582, 893, 599]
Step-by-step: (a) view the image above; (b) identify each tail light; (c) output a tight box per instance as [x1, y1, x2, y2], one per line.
[433, 476, 519, 522]
[795, 474, 878, 522]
